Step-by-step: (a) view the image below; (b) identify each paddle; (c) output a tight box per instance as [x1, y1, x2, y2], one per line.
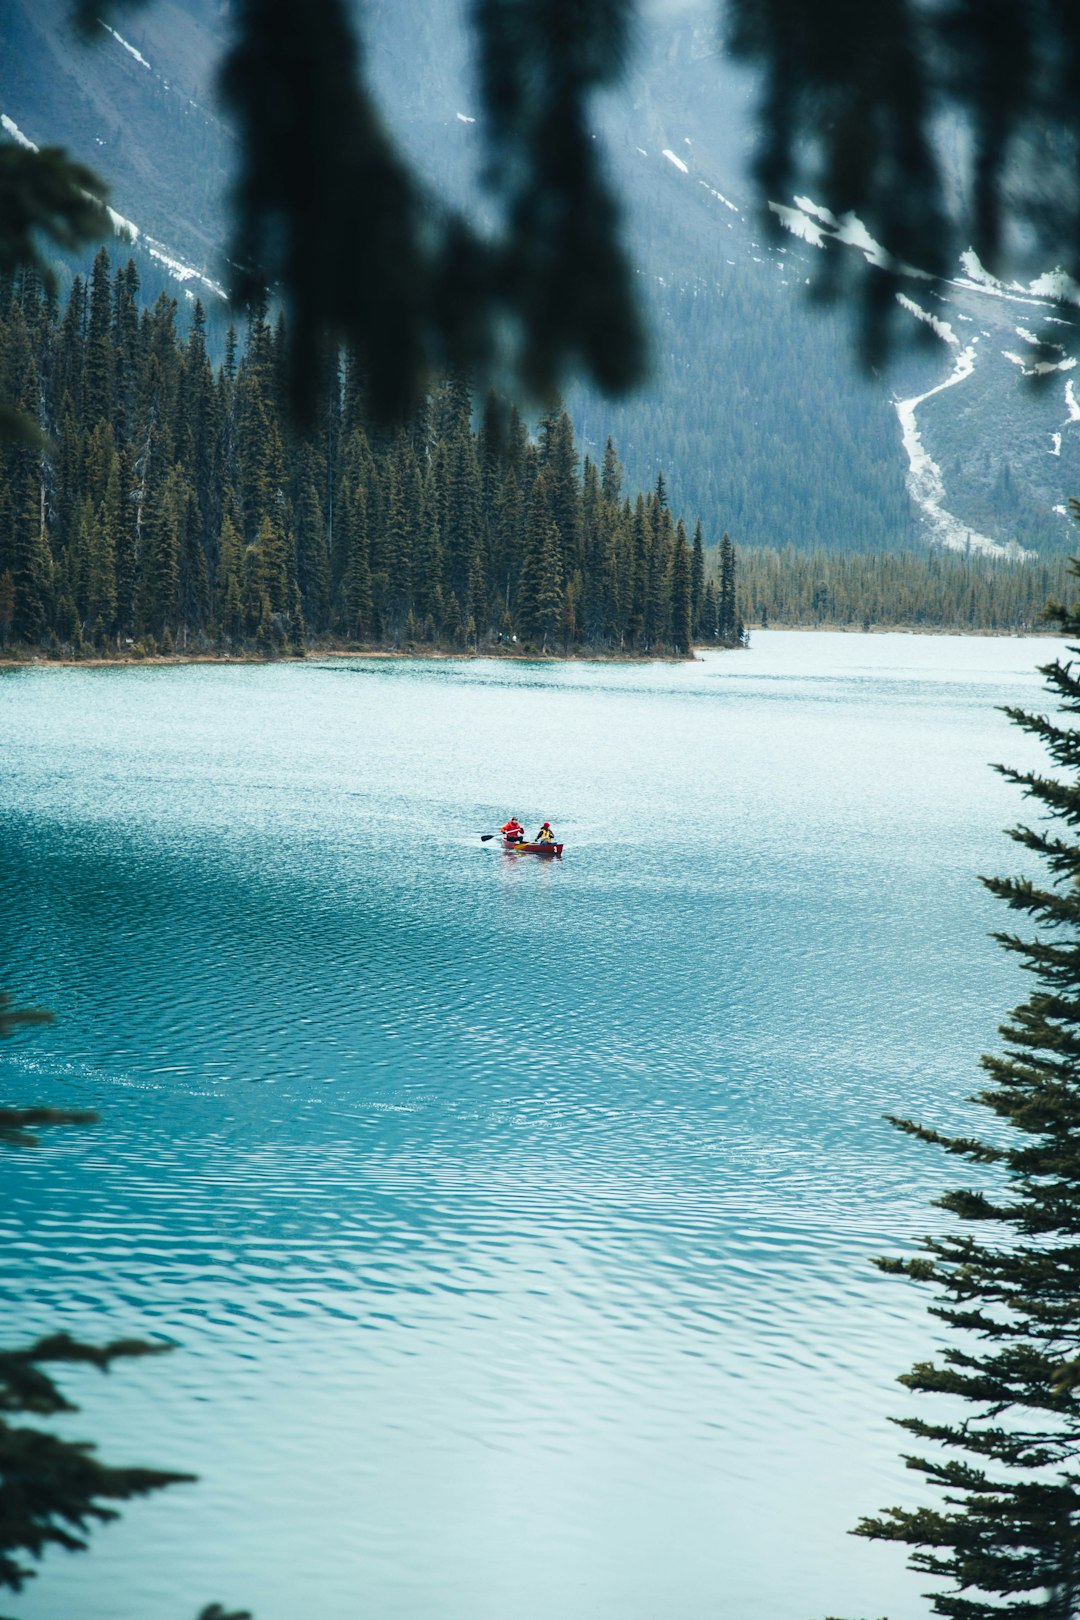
[480, 833, 496, 841]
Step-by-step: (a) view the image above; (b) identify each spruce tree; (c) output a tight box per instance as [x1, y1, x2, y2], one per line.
[701, 578, 719, 641]
[601, 436, 623, 505]
[341, 480, 373, 638]
[539, 407, 582, 580]
[844, 564, 1080, 1617]
[82, 247, 114, 429]
[690, 520, 705, 634]
[672, 520, 693, 657]
[518, 505, 564, 653]
[0, 569, 13, 648]
[718, 532, 737, 643]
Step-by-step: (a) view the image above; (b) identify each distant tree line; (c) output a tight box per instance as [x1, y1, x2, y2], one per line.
[0, 249, 737, 661]
[736, 544, 1074, 632]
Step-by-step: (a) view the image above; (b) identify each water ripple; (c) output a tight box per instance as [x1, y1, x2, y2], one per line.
[0, 633, 1056, 1620]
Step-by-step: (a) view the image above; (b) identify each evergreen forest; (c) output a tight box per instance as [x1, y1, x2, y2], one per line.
[0, 249, 736, 663]
[737, 544, 1075, 633]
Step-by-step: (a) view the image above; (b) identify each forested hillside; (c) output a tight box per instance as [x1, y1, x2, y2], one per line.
[737, 545, 1074, 631]
[0, 251, 737, 660]
[7, 0, 1080, 559]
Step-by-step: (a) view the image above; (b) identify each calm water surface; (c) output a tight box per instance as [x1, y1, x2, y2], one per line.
[0, 631, 1062, 1620]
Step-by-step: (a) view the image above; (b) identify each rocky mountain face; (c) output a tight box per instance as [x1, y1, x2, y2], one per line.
[4, 0, 1080, 556]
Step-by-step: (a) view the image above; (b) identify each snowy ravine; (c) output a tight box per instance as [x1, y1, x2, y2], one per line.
[894, 342, 1024, 558]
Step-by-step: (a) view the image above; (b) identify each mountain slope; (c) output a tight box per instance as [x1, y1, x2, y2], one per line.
[4, 0, 1080, 555]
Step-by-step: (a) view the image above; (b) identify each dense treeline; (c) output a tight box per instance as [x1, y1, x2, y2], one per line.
[736, 543, 1075, 631]
[0, 249, 735, 661]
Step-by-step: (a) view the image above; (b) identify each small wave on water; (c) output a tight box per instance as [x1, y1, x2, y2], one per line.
[0, 633, 1056, 1620]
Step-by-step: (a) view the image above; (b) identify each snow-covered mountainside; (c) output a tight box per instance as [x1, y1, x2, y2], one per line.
[4, 0, 1080, 555]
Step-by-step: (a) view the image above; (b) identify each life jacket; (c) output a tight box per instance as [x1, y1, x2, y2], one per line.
[536, 826, 554, 843]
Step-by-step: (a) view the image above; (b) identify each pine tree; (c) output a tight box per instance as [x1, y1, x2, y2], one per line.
[718, 532, 737, 643]
[10, 471, 51, 645]
[114, 445, 139, 636]
[253, 513, 289, 615]
[539, 406, 582, 580]
[690, 520, 705, 633]
[625, 493, 649, 648]
[139, 465, 184, 638]
[84, 502, 117, 641]
[111, 259, 141, 447]
[518, 476, 564, 652]
[601, 436, 623, 505]
[701, 578, 719, 642]
[82, 247, 114, 428]
[294, 446, 330, 631]
[0, 569, 13, 648]
[341, 480, 372, 638]
[846, 562, 1080, 1617]
[672, 519, 693, 656]
[216, 513, 245, 643]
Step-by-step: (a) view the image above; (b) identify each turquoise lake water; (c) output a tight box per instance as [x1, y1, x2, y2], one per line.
[0, 631, 1064, 1620]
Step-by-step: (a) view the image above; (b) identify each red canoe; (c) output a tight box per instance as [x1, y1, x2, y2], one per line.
[503, 838, 563, 857]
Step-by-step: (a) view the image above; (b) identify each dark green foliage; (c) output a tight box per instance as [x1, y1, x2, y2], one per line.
[0, 1106, 98, 1149]
[717, 532, 737, 644]
[672, 520, 692, 656]
[0, 253, 712, 656]
[843, 556, 1080, 1615]
[0, 1334, 193, 1599]
[738, 545, 1076, 632]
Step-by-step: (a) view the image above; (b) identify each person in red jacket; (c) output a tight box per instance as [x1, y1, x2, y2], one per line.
[501, 816, 524, 844]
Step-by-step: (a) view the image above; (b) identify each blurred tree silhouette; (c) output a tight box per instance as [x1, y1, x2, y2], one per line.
[0, 998, 197, 1609]
[727, 0, 1080, 363]
[63, 0, 1080, 404]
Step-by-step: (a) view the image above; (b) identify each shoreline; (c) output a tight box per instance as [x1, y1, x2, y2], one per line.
[749, 622, 1053, 637]
[0, 623, 1053, 672]
[0, 644, 700, 671]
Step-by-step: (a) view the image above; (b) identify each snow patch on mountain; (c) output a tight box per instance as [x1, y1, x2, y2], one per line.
[98, 21, 151, 71]
[1003, 350, 1078, 377]
[703, 184, 738, 212]
[1051, 433, 1062, 456]
[1, 113, 37, 150]
[957, 251, 1010, 293]
[770, 196, 932, 280]
[769, 202, 825, 247]
[1015, 325, 1063, 351]
[1067, 380, 1080, 423]
[791, 197, 832, 228]
[895, 345, 1024, 557]
[896, 293, 959, 346]
[455, 112, 475, 123]
[662, 148, 689, 174]
[1027, 269, 1080, 307]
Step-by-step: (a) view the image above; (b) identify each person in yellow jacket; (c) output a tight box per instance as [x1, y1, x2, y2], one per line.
[534, 821, 555, 845]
